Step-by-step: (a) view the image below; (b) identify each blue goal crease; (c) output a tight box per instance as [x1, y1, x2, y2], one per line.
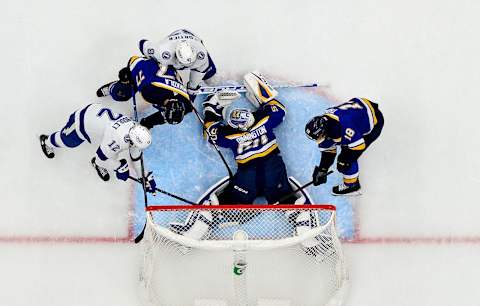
[134, 88, 355, 239]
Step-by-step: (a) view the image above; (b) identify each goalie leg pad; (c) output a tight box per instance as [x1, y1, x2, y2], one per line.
[243, 71, 278, 108]
[170, 211, 214, 240]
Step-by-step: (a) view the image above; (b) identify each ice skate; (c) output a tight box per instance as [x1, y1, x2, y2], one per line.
[96, 81, 115, 97]
[331, 181, 361, 196]
[91, 157, 110, 181]
[39, 134, 55, 159]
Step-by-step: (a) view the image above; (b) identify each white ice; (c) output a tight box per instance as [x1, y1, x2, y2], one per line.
[2, 0, 480, 305]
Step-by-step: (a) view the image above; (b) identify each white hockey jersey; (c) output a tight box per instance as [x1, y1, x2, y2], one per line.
[139, 29, 211, 88]
[79, 104, 144, 176]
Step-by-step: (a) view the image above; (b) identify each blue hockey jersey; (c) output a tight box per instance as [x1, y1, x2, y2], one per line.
[127, 56, 190, 104]
[206, 100, 286, 164]
[318, 97, 380, 152]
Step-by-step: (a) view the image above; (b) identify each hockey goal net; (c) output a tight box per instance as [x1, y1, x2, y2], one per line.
[140, 204, 348, 306]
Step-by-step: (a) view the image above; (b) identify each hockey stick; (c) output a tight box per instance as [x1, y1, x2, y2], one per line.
[197, 82, 319, 95]
[187, 99, 234, 179]
[129, 87, 150, 244]
[277, 170, 334, 204]
[128, 176, 197, 205]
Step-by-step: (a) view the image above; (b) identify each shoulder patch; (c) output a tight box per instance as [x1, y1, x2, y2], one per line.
[161, 51, 171, 60]
[146, 48, 155, 56]
[197, 51, 205, 60]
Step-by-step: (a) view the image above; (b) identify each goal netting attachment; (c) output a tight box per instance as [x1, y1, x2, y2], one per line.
[140, 204, 348, 306]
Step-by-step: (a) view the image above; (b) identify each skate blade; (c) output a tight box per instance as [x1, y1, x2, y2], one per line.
[331, 190, 362, 197]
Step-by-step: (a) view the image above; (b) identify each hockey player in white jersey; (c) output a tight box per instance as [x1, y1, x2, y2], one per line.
[39, 103, 156, 192]
[138, 29, 217, 98]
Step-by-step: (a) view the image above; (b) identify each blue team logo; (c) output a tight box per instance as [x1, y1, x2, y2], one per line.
[162, 51, 171, 60]
[197, 51, 205, 60]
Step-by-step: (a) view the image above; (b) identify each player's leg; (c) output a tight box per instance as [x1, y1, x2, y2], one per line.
[333, 104, 383, 195]
[332, 160, 361, 196]
[96, 81, 132, 102]
[219, 166, 257, 204]
[262, 155, 295, 204]
[40, 109, 86, 158]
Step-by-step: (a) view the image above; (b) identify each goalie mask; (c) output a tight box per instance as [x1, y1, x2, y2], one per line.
[164, 98, 186, 125]
[227, 108, 255, 131]
[129, 124, 152, 150]
[175, 40, 197, 67]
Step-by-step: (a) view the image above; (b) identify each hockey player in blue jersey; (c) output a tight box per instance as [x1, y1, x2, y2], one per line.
[202, 71, 296, 204]
[305, 98, 384, 195]
[39, 103, 157, 193]
[96, 55, 191, 129]
[137, 29, 217, 99]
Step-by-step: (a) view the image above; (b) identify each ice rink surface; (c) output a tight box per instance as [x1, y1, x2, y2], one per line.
[2, 0, 480, 305]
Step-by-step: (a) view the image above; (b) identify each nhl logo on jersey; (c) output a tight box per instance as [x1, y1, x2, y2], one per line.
[162, 51, 171, 60]
[147, 48, 155, 55]
[197, 51, 205, 60]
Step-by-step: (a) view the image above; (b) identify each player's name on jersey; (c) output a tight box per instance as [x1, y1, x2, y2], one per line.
[112, 117, 132, 130]
[164, 79, 186, 91]
[168, 34, 198, 41]
[235, 126, 267, 143]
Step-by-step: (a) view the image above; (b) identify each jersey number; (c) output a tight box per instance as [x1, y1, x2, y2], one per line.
[338, 101, 363, 111]
[97, 108, 122, 121]
[237, 135, 269, 155]
[344, 128, 355, 141]
[136, 70, 146, 87]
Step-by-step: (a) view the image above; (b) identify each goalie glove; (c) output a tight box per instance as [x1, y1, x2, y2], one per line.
[243, 71, 278, 108]
[202, 90, 240, 122]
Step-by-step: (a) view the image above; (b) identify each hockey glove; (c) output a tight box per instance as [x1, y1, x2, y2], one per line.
[312, 166, 329, 186]
[144, 172, 157, 194]
[203, 96, 224, 122]
[118, 67, 134, 87]
[164, 98, 186, 125]
[115, 159, 130, 181]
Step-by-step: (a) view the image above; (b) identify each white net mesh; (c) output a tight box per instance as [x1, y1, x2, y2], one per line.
[140, 205, 347, 306]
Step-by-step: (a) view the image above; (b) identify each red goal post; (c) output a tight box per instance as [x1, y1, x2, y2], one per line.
[140, 204, 348, 306]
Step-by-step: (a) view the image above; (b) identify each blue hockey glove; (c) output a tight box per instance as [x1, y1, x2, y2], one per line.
[144, 172, 157, 194]
[115, 159, 130, 181]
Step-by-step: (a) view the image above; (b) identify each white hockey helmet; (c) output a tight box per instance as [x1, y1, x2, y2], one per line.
[175, 40, 197, 67]
[129, 124, 152, 150]
[227, 108, 255, 131]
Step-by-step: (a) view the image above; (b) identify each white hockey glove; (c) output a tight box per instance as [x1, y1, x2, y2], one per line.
[243, 71, 278, 108]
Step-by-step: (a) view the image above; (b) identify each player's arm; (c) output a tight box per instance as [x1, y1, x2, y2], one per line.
[310, 140, 337, 186]
[129, 146, 157, 193]
[260, 99, 286, 128]
[202, 91, 239, 148]
[188, 51, 211, 89]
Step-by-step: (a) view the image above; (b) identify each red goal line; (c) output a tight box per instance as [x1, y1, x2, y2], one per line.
[146, 204, 337, 211]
